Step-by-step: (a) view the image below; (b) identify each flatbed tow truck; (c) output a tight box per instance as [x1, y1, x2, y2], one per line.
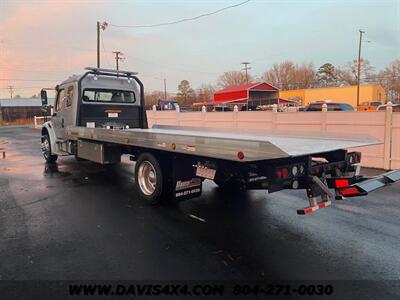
[40, 68, 400, 214]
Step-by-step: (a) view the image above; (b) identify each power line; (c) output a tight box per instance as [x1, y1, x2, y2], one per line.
[109, 0, 251, 28]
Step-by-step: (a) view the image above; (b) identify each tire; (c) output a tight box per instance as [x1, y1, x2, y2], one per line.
[134, 153, 168, 205]
[41, 134, 58, 163]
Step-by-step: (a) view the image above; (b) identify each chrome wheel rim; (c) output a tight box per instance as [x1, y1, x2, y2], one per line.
[138, 161, 157, 196]
[41, 138, 50, 159]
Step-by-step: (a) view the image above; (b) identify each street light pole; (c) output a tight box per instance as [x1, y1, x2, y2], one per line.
[164, 79, 167, 100]
[97, 22, 100, 68]
[356, 30, 365, 107]
[97, 21, 108, 68]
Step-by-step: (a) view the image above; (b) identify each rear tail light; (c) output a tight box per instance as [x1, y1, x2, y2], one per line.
[276, 164, 305, 179]
[335, 178, 350, 188]
[276, 167, 289, 179]
[339, 187, 361, 197]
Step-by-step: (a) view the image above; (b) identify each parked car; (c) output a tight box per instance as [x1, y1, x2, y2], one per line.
[240, 105, 261, 111]
[357, 101, 382, 111]
[306, 102, 354, 111]
[213, 105, 232, 112]
[376, 103, 400, 112]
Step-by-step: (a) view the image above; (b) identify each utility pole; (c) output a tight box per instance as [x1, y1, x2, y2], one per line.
[164, 79, 167, 100]
[241, 62, 251, 110]
[241, 62, 251, 83]
[8, 85, 14, 99]
[112, 51, 124, 70]
[97, 21, 108, 68]
[356, 30, 365, 107]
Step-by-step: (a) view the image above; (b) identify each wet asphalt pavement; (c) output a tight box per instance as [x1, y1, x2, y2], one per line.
[1, 127, 400, 297]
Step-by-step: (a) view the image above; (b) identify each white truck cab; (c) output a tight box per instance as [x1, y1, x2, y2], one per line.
[40, 67, 146, 162]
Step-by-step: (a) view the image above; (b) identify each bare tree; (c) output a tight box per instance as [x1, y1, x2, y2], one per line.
[263, 61, 315, 90]
[375, 60, 400, 103]
[336, 59, 375, 86]
[144, 90, 166, 107]
[294, 62, 317, 89]
[196, 84, 216, 102]
[263, 61, 295, 90]
[217, 71, 251, 88]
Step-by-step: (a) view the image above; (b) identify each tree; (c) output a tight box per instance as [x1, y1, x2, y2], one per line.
[14, 94, 21, 99]
[293, 62, 317, 89]
[375, 60, 400, 103]
[336, 58, 375, 86]
[196, 84, 216, 102]
[263, 61, 316, 90]
[217, 71, 251, 88]
[144, 90, 166, 108]
[177, 80, 195, 106]
[30, 94, 39, 99]
[317, 63, 337, 87]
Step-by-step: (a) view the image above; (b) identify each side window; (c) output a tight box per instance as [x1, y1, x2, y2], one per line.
[55, 89, 66, 112]
[66, 86, 73, 107]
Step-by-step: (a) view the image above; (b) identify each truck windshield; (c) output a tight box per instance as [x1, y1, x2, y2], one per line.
[82, 89, 136, 104]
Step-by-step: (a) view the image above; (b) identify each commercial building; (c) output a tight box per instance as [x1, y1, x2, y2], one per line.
[0, 98, 54, 122]
[194, 82, 280, 108]
[279, 84, 386, 107]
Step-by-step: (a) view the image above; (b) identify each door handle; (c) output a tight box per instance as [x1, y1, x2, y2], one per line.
[62, 118, 64, 128]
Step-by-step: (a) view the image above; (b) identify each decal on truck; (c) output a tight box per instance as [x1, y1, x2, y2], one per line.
[175, 178, 202, 199]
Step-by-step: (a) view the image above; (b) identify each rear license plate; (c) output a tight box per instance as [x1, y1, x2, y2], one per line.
[196, 166, 216, 180]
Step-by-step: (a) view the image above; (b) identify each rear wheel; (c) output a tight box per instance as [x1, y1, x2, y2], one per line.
[41, 134, 58, 163]
[135, 153, 169, 205]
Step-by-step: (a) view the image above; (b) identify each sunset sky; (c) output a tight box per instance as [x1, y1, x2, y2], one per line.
[0, 0, 399, 98]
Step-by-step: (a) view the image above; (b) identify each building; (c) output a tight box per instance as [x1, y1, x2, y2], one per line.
[194, 82, 280, 108]
[279, 84, 386, 107]
[0, 98, 55, 122]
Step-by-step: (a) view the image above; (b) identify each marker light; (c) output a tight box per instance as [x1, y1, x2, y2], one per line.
[237, 151, 245, 160]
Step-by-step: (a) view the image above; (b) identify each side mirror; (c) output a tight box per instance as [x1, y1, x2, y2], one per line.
[41, 90, 48, 106]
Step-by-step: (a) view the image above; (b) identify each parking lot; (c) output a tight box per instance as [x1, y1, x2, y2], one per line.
[1, 126, 400, 296]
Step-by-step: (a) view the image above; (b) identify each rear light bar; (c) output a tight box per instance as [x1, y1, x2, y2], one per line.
[275, 164, 305, 179]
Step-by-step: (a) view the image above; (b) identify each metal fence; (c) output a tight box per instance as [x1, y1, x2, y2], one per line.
[147, 105, 400, 170]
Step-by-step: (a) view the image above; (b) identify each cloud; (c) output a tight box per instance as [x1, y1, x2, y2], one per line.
[0, 0, 98, 97]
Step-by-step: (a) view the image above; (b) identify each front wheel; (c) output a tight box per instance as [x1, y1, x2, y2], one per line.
[134, 153, 168, 205]
[41, 134, 58, 163]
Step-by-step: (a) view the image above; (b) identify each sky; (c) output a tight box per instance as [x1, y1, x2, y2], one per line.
[0, 0, 399, 98]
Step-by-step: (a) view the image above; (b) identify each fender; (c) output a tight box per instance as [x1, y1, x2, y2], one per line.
[41, 121, 61, 155]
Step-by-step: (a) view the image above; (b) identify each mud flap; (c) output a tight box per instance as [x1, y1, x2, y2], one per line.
[171, 155, 202, 201]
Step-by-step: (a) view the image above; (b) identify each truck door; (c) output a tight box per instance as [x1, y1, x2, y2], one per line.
[52, 88, 67, 140]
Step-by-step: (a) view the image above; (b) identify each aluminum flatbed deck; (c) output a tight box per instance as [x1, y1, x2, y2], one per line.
[67, 125, 381, 162]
